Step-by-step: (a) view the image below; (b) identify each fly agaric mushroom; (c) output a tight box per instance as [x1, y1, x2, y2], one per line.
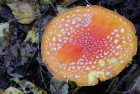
[41, 5, 137, 86]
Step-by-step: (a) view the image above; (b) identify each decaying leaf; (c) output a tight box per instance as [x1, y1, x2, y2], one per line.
[24, 27, 38, 43]
[0, 22, 10, 47]
[34, 4, 41, 16]
[20, 42, 36, 64]
[11, 78, 47, 94]
[4, 87, 23, 94]
[50, 77, 68, 94]
[8, 2, 36, 24]
[0, 23, 9, 37]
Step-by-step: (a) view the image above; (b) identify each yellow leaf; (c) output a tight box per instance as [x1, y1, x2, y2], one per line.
[4, 87, 23, 94]
[8, 2, 36, 24]
[11, 78, 47, 94]
[24, 27, 38, 43]
[42, 0, 50, 3]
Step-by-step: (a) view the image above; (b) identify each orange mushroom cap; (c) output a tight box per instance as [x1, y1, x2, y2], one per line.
[41, 5, 137, 86]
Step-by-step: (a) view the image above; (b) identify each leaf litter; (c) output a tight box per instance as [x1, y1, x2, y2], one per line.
[0, 0, 140, 94]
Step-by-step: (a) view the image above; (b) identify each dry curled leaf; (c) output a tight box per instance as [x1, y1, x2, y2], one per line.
[8, 2, 36, 24]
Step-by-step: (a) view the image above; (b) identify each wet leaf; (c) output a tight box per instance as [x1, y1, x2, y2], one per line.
[24, 27, 38, 44]
[4, 87, 23, 94]
[0, 22, 10, 47]
[8, 2, 36, 24]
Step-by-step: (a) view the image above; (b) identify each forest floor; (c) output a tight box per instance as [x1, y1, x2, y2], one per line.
[0, 0, 140, 94]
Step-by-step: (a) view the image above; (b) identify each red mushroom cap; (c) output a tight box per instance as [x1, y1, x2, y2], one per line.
[41, 5, 137, 86]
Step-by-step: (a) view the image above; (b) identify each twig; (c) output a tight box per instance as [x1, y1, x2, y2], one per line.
[39, 65, 50, 91]
[122, 76, 140, 94]
[112, 64, 140, 93]
[48, 1, 58, 13]
[37, 18, 50, 91]
[105, 77, 117, 94]
[85, 0, 92, 5]
[72, 86, 82, 94]
[40, 67, 50, 75]
[38, 44, 50, 91]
